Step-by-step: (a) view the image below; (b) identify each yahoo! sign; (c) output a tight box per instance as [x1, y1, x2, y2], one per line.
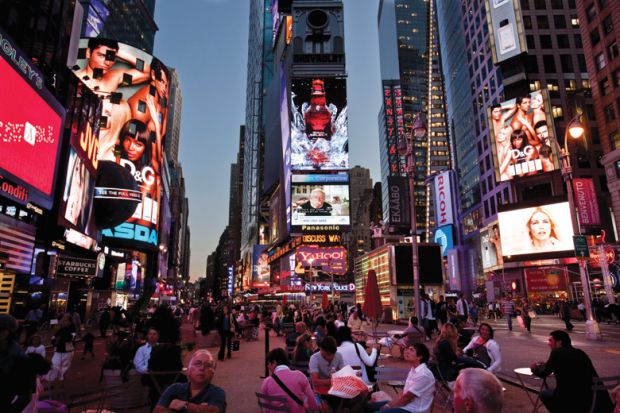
[295, 246, 347, 275]
[433, 171, 454, 226]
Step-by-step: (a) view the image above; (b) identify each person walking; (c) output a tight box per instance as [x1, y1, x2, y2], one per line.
[520, 298, 533, 333]
[216, 306, 235, 361]
[501, 294, 515, 331]
[456, 293, 469, 325]
[420, 294, 437, 341]
[48, 314, 76, 381]
[560, 301, 574, 332]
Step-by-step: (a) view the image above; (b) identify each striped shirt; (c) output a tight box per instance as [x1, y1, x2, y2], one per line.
[501, 299, 515, 315]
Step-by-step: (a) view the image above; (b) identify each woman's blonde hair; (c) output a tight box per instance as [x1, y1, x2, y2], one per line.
[436, 323, 459, 355]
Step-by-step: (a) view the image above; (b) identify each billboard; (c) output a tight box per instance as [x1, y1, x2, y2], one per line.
[481, 224, 502, 269]
[295, 246, 347, 275]
[252, 245, 270, 288]
[71, 38, 171, 248]
[488, 90, 559, 182]
[485, 0, 527, 63]
[573, 178, 601, 226]
[290, 77, 348, 170]
[433, 225, 454, 257]
[291, 174, 350, 228]
[387, 176, 410, 228]
[498, 201, 573, 258]
[0, 29, 65, 210]
[524, 267, 567, 293]
[433, 171, 455, 226]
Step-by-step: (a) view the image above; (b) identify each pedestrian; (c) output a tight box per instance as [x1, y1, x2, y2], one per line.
[560, 301, 574, 331]
[48, 314, 76, 381]
[453, 368, 504, 413]
[519, 298, 533, 333]
[420, 294, 436, 341]
[469, 302, 478, 327]
[436, 295, 448, 326]
[456, 293, 469, 325]
[0, 314, 35, 412]
[81, 331, 95, 359]
[531, 330, 613, 413]
[25, 334, 46, 358]
[216, 306, 235, 361]
[577, 301, 586, 320]
[501, 294, 515, 331]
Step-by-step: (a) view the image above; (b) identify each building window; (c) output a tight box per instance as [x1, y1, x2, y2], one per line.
[534, 0, 546, 9]
[526, 35, 536, 49]
[604, 104, 616, 122]
[560, 55, 573, 72]
[596, 52, 607, 70]
[551, 0, 563, 8]
[571, 16, 580, 28]
[603, 15, 614, 35]
[521, 0, 530, 10]
[552, 106, 563, 118]
[611, 130, 620, 150]
[557, 34, 570, 48]
[578, 54, 588, 72]
[554, 15, 567, 28]
[537, 16, 550, 29]
[600, 77, 610, 96]
[608, 42, 619, 60]
[586, 4, 597, 22]
[523, 16, 532, 29]
[590, 127, 600, 144]
[613, 69, 620, 88]
[574, 34, 583, 48]
[587, 103, 596, 120]
[543, 55, 556, 72]
[591, 28, 601, 46]
[540, 35, 552, 48]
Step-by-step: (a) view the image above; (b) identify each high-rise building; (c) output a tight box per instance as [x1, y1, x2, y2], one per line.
[165, 68, 183, 165]
[377, 0, 451, 241]
[578, 0, 620, 232]
[240, 0, 274, 271]
[344, 166, 373, 274]
[80, 0, 158, 53]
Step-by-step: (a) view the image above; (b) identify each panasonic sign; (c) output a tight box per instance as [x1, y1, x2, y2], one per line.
[433, 171, 454, 226]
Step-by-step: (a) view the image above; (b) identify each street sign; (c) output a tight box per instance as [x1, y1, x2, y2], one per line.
[573, 235, 590, 259]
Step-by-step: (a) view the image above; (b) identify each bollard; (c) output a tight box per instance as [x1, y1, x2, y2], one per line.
[263, 326, 271, 378]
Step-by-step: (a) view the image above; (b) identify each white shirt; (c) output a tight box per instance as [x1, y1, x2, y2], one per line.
[456, 299, 468, 316]
[400, 363, 436, 413]
[336, 341, 378, 385]
[463, 336, 502, 373]
[26, 345, 46, 358]
[421, 300, 435, 320]
[133, 343, 156, 374]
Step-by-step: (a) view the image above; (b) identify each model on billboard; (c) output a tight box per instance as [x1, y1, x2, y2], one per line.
[495, 126, 513, 181]
[74, 38, 150, 95]
[98, 96, 131, 161]
[527, 208, 561, 251]
[490, 103, 516, 138]
[63, 152, 92, 230]
[298, 188, 332, 216]
[509, 129, 539, 178]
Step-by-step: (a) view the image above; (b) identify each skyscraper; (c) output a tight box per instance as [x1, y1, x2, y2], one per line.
[377, 0, 451, 241]
[165, 68, 183, 165]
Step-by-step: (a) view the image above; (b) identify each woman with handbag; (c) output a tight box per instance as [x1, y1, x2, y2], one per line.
[459, 323, 502, 373]
[519, 298, 533, 333]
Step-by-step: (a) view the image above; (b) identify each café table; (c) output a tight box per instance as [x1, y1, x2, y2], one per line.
[514, 367, 549, 413]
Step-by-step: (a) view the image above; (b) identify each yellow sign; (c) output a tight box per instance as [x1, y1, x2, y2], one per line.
[0, 273, 16, 314]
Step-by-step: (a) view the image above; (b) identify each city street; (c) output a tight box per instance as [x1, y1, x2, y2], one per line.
[48, 315, 620, 412]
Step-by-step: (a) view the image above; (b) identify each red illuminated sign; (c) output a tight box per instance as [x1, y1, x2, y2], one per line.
[295, 246, 347, 275]
[0, 50, 64, 208]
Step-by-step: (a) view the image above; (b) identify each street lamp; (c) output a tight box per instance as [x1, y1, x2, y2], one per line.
[556, 114, 602, 340]
[397, 113, 426, 322]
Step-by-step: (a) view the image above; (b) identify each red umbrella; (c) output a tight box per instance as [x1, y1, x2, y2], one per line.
[363, 270, 382, 321]
[321, 290, 329, 310]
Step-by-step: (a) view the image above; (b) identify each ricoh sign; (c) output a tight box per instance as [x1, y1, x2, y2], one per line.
[433, 171, 454, 227]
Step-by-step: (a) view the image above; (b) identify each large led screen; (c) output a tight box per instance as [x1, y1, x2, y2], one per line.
[488, 89, 559, 182]
[72, 38, 170, 248]
[0, 31, 65, 209]
[252, 245, 270, 288]
[290, 77, 348, 170]
[498, 201, 573, 258]
[291, 174, 350, 227]
[59, 149, 97, 241]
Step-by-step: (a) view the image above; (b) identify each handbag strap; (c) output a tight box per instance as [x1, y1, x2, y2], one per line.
[353, 341, 371, 368]
[272, 372, 304, 407]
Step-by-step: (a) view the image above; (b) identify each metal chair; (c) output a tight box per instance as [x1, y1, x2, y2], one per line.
[434, 365, 455, 413]
[590, 375, 620, 413]
[256, 392, 291, 412]
[375, 366, 409, 394]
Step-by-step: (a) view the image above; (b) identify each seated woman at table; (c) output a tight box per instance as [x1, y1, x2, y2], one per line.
[459, 323, 502, 373]
[293, 333, 316, 363]
[336, 326, 380, 386]
[433, 323, 461, 382]
[396, 317, 425, 359]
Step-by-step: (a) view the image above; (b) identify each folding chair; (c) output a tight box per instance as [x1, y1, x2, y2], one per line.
[256, 392, 291, 412]
[433, 364, 455, 413]
[375, 366, 409, 394]
[590, 375, 620, 413]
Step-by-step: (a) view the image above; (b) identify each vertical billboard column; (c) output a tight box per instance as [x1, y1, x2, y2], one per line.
[71, 38, 171, 249]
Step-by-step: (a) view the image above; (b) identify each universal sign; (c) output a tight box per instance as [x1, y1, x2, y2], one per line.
[433, 171, 454, 226]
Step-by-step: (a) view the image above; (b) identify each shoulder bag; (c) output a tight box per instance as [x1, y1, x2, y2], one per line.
[272, 372, 304, 407]
[353, 342, 377, 382]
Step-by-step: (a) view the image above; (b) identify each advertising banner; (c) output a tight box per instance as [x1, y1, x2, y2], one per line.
[280, 65, 292, 233]
[290, 77, 348, 170]
[498, 201, 573, 257]
[524, 267, 567, 293]
[434, 225, 454, 257]
[56, 256, 97, 278]
[252, 245, 271, 287]
[0, 29, 65, 210]
[382, 83, 407, 176]
[447, 249, 461, 291]
[481, 224, 502, 269]
[291, 174, 350, 228]
[485, 0, 527, 63]
[488, 90, 559, 182]
[387, 176, 410, 227]
[72, 38, 171, 248]
[433, 171, 455, 226]
[573, 178, 601, 226]
[295, 246, 347, 275]
[0, 214, 36, 274]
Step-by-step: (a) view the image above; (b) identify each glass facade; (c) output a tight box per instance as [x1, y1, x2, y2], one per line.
[377, 0, 450, 241]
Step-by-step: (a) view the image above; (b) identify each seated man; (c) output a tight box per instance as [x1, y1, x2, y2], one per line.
[530, 330, 612, 413]
[133, 328, 159, 374]
[453, 368, 503, 413]
[261, 348, 319, 413]
[154, 349, 226, 413]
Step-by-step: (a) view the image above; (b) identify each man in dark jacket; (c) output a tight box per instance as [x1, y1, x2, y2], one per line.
[531, 330, 613, 413]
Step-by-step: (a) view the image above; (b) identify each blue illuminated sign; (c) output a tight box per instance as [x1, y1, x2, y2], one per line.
[433, 225, 454, 257]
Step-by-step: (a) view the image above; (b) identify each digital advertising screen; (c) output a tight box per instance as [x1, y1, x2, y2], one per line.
[0, 29, 65, 210]
[498, 201, 573, 258]
[290, 77, 348, 171]
[295, 246, 347, 275]
[252, 245, 271, 288]
[488, 89, 559, 182]
[291, 174, 350, 228]
[72, 38, 171, 248]
[481, 224, 502, 269]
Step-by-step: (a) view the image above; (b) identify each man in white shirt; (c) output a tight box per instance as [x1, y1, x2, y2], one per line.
[134, 328, 159, 374]
[420, 294, 437, 341]
[336, 326, 380, 385]
[371, 342, 435, 412]
[456, 293, 469, 325]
